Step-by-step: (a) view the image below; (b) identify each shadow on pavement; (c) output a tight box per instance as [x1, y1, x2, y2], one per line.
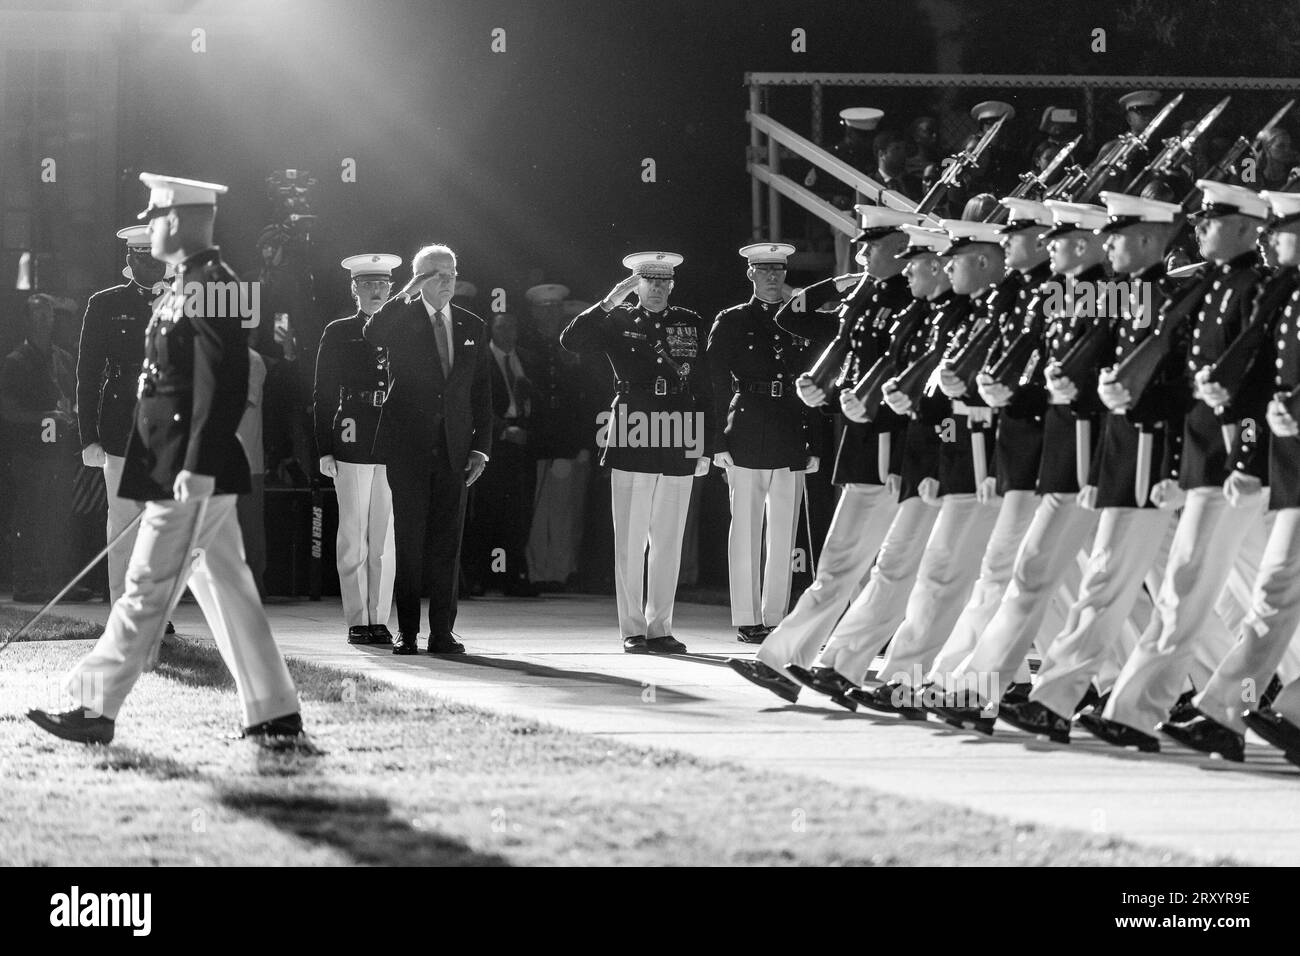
[417, 653, 707, 702]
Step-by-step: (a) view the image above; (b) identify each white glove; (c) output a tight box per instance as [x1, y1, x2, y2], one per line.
[883, 381, 913, 415]
[839, 390, 869, 423]
[1096, 367, 1132, 413]
[1223, 470, 1264, 508]
[82, 442, 107, 468]
[796, 373, 827, 408]
[976, 475, 1000, 505]
[694, 456, 712, 477]
[318, 454, 338, 478]
[1268, 398, 1299, 438]
[976, 373, 1012, 409]
[713, 450, 735, 469]
[1194, 366, 1230, 410]
[918, 476, 941, 506]
[884, 473, 900, 496]
[803, 455, 820, 475]
[1076, 484, 1098, 510]
[1149, 478, 1185, 510]
[174, 470, 215, 503]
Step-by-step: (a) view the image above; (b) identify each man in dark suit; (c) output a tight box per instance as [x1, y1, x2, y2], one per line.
[28, 172, 304, 746]
[363, 244, 492, 655]
[466, 312, 539, 596]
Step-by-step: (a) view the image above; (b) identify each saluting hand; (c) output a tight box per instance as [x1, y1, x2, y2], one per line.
[601, 276, 640, 311]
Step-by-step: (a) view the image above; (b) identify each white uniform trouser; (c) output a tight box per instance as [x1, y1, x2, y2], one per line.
[1104, 487, 1266, 734]
[527, 455, 591, 583]
[1196, 508, 1300, 732]
[814, 495, 939, 685]
[103, 454, 144, 606]
[757, 482, 897, 677]
[927, 490, 1042, 684]
[1031, 507, 1173, 717]
[875, 494, 1001, 685]
[333, 461, 395, 628]
[611, 469, 694, 639]
[726, 465, 804, 627]
[956, 493, 1098, 694]
[65, 495, 299, 727]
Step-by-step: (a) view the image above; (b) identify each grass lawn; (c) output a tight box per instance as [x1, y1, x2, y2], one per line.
[0, 634, 1216, 866]
[0, 603, 105, 643]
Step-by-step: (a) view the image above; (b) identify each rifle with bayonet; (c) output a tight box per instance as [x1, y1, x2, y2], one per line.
[1126, 96, 1231, 196]
[802, 273, 878, 392]
[1072, 93, 1185, 204]
[984, 289, 1049, 389]
[1205, 267, 1300, 402]
[913, 114, 1009, 216]
[1182, 99, 1296, 212]
[1110, 270, 1218, 403]
[850, 298, 929, 421]
[986, 137, 1081, 223]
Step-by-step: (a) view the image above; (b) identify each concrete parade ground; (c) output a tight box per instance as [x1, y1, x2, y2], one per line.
[27, 593, 1300, 866]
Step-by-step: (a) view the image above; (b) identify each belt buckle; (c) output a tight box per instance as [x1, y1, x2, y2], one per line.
[654, 377, 668, 396]
[770, 381, 783, 398]
[371, 390, 386, 407]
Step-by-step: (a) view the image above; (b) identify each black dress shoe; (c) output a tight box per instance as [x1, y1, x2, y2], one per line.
[1076, 713, 1160, 753]
[1241, 707, 1300, 760]
[846, 682, 926, 720]
[998, 699, 1071, 744]
[1074, 683, 1104, 716]
[785, 664, 858, 712]
[241, 711, 304, 739]
[727, 659, 800, 703]
[928, 698, 996, 735]
[623, 635, 648, 654]
[1158, 713, 1245, 762]
[736, 625, 770, 644]
[393, 632, 419, 655]
[26, 708, 115, 745]
[1001, 681, 1032, 706]
[347, 625, 372, 645]
[647, 635, 687, 654]
[368, 624, 394, 645]
[428, 632, 466, 654]
[1166, 688, 1199, 725]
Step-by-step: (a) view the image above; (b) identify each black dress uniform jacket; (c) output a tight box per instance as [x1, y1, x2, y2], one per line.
[312, 313, 389, 465]
[1181, 252, 1266, 490]
[76, 280, 155, 456]
[362, 298, 493, 471]
[118, 249, 251, 501]
[1092, 265, 1191, 508]
[983, 263, 1053, 494]
[561, 300, 714, 477]
[898, 291, 970, 501]
[1036, 263, 1111, 496]
[707, 296, 814, 470]
[1236, 268, 1300, 509]
[530, 341, 592, 459]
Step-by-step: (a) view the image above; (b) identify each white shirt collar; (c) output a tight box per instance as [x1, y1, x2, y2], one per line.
[421, 295, 450, 322]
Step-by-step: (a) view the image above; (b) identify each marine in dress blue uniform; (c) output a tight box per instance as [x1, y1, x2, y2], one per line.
[313, 253, 401, 645]
[1091, 181, 1273, 750]
[560, 252, 714, 654]
[707, 242, 816, 641]
[30, 173, 303, 745]
[76, 225, 168, 607]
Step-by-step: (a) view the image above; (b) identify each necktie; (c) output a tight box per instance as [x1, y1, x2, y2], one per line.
[433, 309, 450, 378]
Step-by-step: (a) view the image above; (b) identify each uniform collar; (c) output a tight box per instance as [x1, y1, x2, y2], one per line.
[1218, 250, 1259, 273]
[178, 247, 220, 274]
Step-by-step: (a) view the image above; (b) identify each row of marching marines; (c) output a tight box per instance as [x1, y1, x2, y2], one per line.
[711, 169, 1300, 772]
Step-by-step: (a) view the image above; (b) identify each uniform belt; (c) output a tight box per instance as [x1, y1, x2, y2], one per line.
[342, 386, 387, 407]
[734, 378, 787, 398]
[615, 378, 688, 396]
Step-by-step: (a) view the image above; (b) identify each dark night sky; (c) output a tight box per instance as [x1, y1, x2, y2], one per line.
[104, 0, 940, 321]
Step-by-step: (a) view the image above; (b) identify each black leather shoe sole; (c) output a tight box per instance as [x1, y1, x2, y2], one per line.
[726, 659, 800, 704]
[1077, 713, 1160, 753]
[1242, 708, 1300, 759]
[785, 665, 858, 712]
[646, 637, 686, 654]
[393, 641, 419, 656]
[26, 709, 114, 745]
[623, 636, 649, 654]
[998, 701, 1072, 744]
[428, 642, 466, 655]
[1158, 719, 1244, 762]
